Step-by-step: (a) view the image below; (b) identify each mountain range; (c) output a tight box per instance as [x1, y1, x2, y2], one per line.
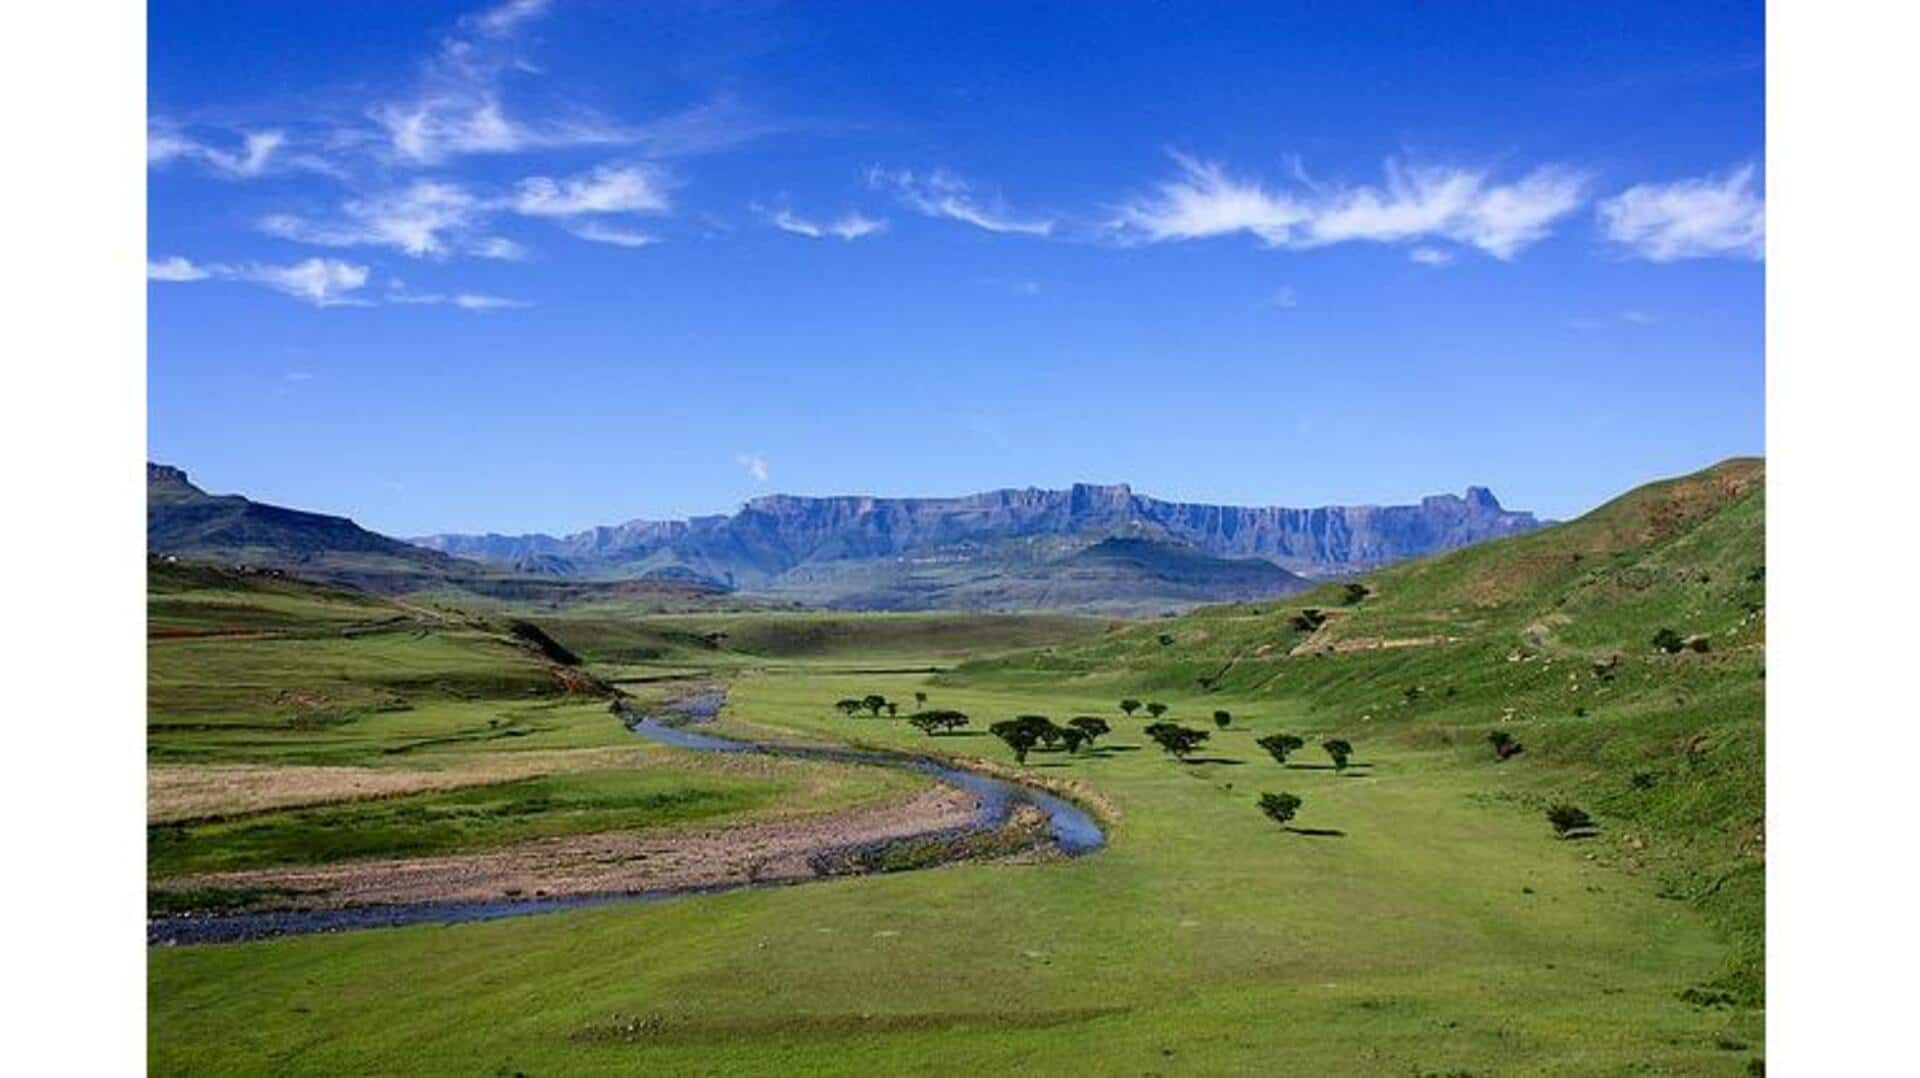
[149, 463, 1543, 613]
[413, 482, 1544, 612]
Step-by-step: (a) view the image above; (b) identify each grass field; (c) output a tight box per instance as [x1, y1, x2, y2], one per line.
[145, 566, 930, 899]
[148, 462, 1763, 1074]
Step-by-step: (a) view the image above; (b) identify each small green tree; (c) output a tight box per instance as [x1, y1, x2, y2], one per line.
[1060, 727, 1089, 754]
[1652, 628, 1685, 655]
[1213, 709, 1232, 729]
[885, 701, 899, 717]
[909, 709, 971, 735]
[834, 698, 863, 717]
[1069, 716, 1111, 744]
[914, 691, 928, 708]
[1488, 730, 1524, 761]
[862, 694, 889, 717]
[1145, 701, 1169, 720]
[989, 720, 1042, 765]
[1120, 699, 1142, 718]
[1144, 722, 1210, 760]
[1322, 737, 1354, 772]
[1546, 803, 1594, 837]
[1256, 733, 1305, 763]
[1342, 582, 1371, 605]
[1258, 792, 1303, 826]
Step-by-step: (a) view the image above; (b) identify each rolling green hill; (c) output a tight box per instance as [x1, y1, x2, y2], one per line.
[955, 457, 1766, 1000]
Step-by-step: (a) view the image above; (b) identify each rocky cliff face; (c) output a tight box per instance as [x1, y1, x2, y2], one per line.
[415, 481, 1544, 591]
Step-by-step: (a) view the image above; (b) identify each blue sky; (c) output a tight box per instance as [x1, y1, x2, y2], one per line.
[149, 0, 1763, 536]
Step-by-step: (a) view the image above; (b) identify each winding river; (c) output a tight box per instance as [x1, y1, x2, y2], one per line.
[149, 693, 1104, 946]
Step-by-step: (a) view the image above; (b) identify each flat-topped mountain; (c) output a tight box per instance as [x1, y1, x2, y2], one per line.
[415, 482, 1543, 612]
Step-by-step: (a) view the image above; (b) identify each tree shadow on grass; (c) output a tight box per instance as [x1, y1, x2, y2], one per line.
[1098, 744, 1143, 753]
[1285, 827, 1347, 838]
[1284, 762, 1374, 771]
[1181, 757, 1245, 766]
[934, 731, 987, 738]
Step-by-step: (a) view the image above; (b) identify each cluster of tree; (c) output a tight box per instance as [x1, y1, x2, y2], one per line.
[1117, 699, 1170, 720]
[1488, 730, 1525, 761]
[906, 710, 971, 736]
[988, 714, 1112, 764]
[834, 694, 900, 717]
[1143, 721, 1210, 759]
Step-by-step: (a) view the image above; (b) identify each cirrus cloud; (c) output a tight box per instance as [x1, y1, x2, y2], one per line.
[150, 256, 373, 307]
[1111, 152, 1589, 260]
[867, 168, 1054, 236]
[1597, 164, 1764, 262]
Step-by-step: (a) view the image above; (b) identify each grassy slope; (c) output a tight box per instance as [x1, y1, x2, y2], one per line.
[150, 463, 1764, 1075]
[536, 610, 1112, 673]
[960, 457, 1766, 1001]
[147, 563, 918, 881]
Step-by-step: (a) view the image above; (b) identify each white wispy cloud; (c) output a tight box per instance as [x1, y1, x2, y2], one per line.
[147, 256, 211, 282]
[367, 0, 640, 166]
[1567, 309, 1658, 330]
[259, 164, 675, 258]
[461, 0, 550, 38]
[240, 259, 374, 306]
[510, 164, 670, 216]
[1408, 246, 1455, 266]
[1269, 285, 1299, 309]
[1112, 153, 1588, 259]
[564, 221, 659, 247]
[763, 206, 887, 240]
[149, 255, 370, 306]
[470, 236, 530, 260]
[148, 127, 293, 179]
[867, 168, 1054, 236]
[260, 180, 507, 259]
[1597, 164, 1765, 262]
[736, 452, 770, 482]
[389, 281, 531, 310]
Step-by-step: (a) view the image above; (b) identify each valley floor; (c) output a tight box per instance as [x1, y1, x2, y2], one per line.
[151, 665, 1761, 1075]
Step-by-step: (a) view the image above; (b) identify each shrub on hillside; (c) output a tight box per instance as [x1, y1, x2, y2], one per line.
[1145, 701, 1169, 720]
[1488, 730, 1524, 761]
[1144, 722, 1210, 760]
[1546, 803, 1595, 837]
[1652, 628, 1685, 654]
[1213, 709, 1232, 729]
[1259, 792, 1302, 826]
[1256, 733, 1305, 764]
[1322, 737, 1354, 772]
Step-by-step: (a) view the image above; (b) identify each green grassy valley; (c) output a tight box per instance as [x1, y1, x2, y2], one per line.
[145, 460, 1766, 1074]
